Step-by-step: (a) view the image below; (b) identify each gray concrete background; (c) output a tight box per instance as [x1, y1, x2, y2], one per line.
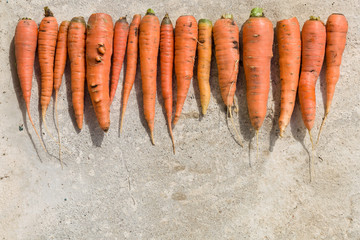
[1, 0, 359, 239]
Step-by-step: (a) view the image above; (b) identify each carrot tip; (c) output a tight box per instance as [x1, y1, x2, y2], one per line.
[279, 128, 284, 138]
[150, 131, 155, 145]
[250, 7, 264, 17]
[172, 117, 179, 126]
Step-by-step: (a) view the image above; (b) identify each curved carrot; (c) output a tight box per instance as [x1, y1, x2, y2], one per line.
[68, 16, 86, 130]
[38, 7, 58, 125]
[277, 17, 301, 137]
[173, 15, 198, 125]
[15, 18, 46, 151]
[317, 13, 348, 144]
[53, 20, 70, 164]
[119, 14, 141, 132]
[110, 16, 129, 104]
[139, 9, 160, 144]
[197, 18, 212, 115]
[243, 8, 273, 155]
[86, 13, 113, 132]
[160, 13, 175, 152]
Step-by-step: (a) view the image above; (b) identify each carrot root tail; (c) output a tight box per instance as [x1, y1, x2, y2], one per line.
[54, 92, 63, 169]
[279, 127, 284, 138]
[309, 129, 315, 183]
[168, 120, 175, 154]
[316, 113, 328, 146]
[26, 105, 47, 153]
[150, 130, 155, 145]
[227, 106, 243, 147]
[173, 116, 179, 126]
[256, 129, 259, 161]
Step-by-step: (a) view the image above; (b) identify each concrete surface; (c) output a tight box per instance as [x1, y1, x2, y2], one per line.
[1, 0, 360, 239]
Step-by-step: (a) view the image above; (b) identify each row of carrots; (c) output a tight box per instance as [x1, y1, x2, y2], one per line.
[15, 7, 348, 167]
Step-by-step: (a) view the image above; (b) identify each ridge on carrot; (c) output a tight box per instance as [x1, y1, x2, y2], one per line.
[119, 14, 141, 133]
[139, 9, 160, 144]
[15, 18, 47, 152]
[317, 13, 348, 144]
[243, 7, 274, 157]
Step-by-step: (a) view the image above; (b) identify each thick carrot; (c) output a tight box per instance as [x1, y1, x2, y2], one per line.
[243, 8, 273, 154]
[109, 17, 129, 104]
[317, 13, 348, 144]
[277, 17, 301, 137]
[160, 13, 175, 152]
[68, 16, 86, 130]
[53, 20, 70, 164]
[86, 13, 113, 132]
[38, 7, 58, 126]
[15, 18, 46, 151]
[173, 15, 198, 125]
[119, 14, 141, 132]
[197, 18, 212, 115]
[298, 16, 326, 181]
[139, 9, 160, 144]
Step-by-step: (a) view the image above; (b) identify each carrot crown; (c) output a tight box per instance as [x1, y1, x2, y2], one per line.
[250, 7, 264, 17]
[118, 16, 128, 23]
[146, 8, 155, 16]
[161, 13, 172, 25]
[21, 17, 32, 20]
[44, 6, 54, 17]
[71, 16, 86, 24]
[221, 14, 233, 20]
[309, 16, 321, 20]
[199, 18, 212, 25]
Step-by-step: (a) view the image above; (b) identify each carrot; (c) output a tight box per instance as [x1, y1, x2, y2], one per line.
[68, 16, 86, 130]
[15, 18, 46, 151]
[86, 13, 113, 132]
[317, 13, 348, 144]
[243, 8, 273, 154]
[298, 16, 326, 181]
[119, 14, 141, 132]
[53, 20, 70, 165]
[277, 17, 301, 137]
[139, 9, 160, 144]
[109, 16, 129, 104]
[38, 7, 58, 134]
[173, 15, 198, 125]
[160, 13, 175, 153]
[197, 18, 212, 115]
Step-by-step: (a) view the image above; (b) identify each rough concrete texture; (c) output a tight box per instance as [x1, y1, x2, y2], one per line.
[1, 0, 360, 239]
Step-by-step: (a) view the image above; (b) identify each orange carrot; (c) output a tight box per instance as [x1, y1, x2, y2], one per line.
[243, 8, 273, 154]
[277, 17, 301, 137]
[68, 16, 86, 130]
[160, 13, 175, 152]
[38, 7, 58, 130]
[317, 13, 348, 144]
[53, 20, 70, 164]
[139, 9, 160, 144]
[86, 13, 113, 132]
[119, 14, 141, 132]
[197, 18, 212, 115]
[110, 16, 129, 104]
[173, 15, 198, 125]
[15, 18, 46, 151]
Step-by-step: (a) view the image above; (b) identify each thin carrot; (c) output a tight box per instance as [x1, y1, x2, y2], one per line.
[160, 13, 175, 153]
[298, 16, 326, 181]
[110, 16, 129, 104]
[197, 18, 212, 115]
[243, 8, 274, 156]
[139, 9, 160, 144]
[15, 18, 46, 151]
[86, 13, 113, 132]
[277, 17, 301, 137]
[173, 15, 198, 125]
[68, 16, 86, 130]
[317, 13, 348, 144]
[119, 14, 141, 132]
[53, 20, 69, 165]
[38, 7, 58, 135]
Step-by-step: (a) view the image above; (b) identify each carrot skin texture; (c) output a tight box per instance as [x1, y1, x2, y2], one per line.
[325, 14, 348, 115]
[119, 14, 141, 132]
[213, 16, 239, 108]
[110, 17, 129, 104]
[160, 14, 175, 152]
[68, 17, 86, 130]
[54, 21, 70, 92]
[197, 19, 212, 115]
[243, 13, 274, 130]
[86, 13, 113, 132]
[298, 18, 326, 130]
[139, 10, 160, 143]
[173, 15, 198, 125]
[38, 7, 58, 116]
[277, 17, 301, 136]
